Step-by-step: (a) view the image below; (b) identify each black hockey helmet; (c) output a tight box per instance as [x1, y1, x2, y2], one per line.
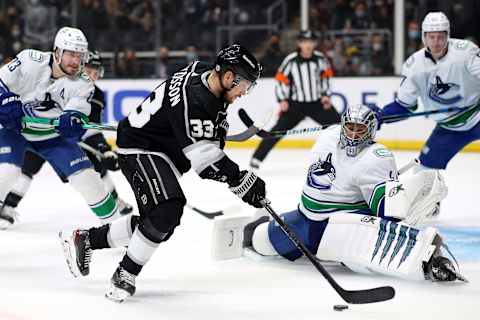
[297, 29, 318, 40]
[215, 44, 262, 84]
[85, 50, 104, 77]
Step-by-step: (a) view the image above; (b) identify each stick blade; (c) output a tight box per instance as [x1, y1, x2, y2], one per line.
[341, 286, 395, 304]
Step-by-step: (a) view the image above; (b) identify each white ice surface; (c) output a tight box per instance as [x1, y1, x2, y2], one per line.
[0, 149, 479, 320]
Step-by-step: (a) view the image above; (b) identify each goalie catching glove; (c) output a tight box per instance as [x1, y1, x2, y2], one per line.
[229, 170, 266, 208]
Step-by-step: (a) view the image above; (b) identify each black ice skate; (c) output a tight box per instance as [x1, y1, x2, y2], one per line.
[105, 266, 136, 303]
[0, 205, 19, 230]
[59, 230, 92, 277]
[424, 255, 468, 282]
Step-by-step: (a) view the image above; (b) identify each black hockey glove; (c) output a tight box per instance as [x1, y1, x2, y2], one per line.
[229, 170, 266, 208]
[216, 118, 229, 149]
[101, 150, 119, 171]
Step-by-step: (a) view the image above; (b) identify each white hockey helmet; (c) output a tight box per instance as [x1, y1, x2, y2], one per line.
[421, 12, 450, 48]
[53, 27, 89, 64]
[339, 104, 378, 157]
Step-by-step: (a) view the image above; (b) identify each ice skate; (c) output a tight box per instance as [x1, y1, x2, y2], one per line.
[0, 205, 19, 230]
[105, 266, 136, 303]
[59, 229, 92, 277]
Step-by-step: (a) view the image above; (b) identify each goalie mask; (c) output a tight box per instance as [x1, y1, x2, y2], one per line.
[215, 44, 262, 95]
[339, 104, 378, 157]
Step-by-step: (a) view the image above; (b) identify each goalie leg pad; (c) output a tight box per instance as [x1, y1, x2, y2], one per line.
[316, 213, 438, 281]
[385, 169, 447, 225]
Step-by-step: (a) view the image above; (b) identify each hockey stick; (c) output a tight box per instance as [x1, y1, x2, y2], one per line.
[22, 116, 117, 131]
[261, 199, 395, 304]
[77, 141, 225, 219]
[186, 203, 224, 219]
[238, 106, 471, 139]
[78, 141, 106, 159]
[23, 116, 262, 142]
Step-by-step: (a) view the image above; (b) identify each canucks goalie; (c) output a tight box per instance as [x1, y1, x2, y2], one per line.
[212, 104, 467, 282]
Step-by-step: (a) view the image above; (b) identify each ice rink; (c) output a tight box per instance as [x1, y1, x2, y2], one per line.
[0, 148, 479, 320]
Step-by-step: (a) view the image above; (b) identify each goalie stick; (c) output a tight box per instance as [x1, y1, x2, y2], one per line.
[238, 106, 471, 139]
[261, 199, 395, 304]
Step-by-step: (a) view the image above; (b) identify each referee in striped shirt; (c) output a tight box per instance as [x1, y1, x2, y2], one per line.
[250, 30, 340, 170]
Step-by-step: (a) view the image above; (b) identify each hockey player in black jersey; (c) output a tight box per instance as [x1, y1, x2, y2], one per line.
[0, 51, 132, 228]
[59, 44, 266, 302]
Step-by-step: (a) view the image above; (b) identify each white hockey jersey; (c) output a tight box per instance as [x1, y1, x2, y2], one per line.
[397, 38, 480, 131]
[298, 126, 398, 221]
[0, 49, 94, 141]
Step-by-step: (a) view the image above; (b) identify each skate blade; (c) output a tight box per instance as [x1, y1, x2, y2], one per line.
[58, 231, 81, 278]
[105, 284, 131, 303]
[445, 264, 469, 283]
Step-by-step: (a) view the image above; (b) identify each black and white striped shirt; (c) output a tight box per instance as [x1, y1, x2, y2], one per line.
[274, 50, 332, 103]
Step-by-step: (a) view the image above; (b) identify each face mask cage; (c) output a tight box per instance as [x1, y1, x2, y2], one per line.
[339, 107, 377, 157]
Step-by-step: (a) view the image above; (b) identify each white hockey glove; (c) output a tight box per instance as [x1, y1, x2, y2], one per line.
[385, 169, 448, 225]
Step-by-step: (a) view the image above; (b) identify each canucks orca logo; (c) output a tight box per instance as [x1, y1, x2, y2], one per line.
[306, 153, 336, 190]
[428, 76, 462, 105]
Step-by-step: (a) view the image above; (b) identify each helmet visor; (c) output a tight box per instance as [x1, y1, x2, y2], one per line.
[233, 75, 257, 95]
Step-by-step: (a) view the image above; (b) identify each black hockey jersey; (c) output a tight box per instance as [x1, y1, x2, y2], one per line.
[88, 84, 105, 123]
[117, 61, 238, 181]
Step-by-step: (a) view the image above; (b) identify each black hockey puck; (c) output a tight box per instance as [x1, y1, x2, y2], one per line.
[333, 304, 348, 311]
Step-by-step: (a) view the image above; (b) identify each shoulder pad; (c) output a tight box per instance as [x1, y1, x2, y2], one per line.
[18, 49, 46, 63]
[452, 39, 471, 51]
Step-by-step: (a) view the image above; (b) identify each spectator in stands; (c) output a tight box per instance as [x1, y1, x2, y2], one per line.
[330, 0, 352, 30]
[349, 1, 371, 29]
[406, 20, 422, 56]
[155, 46, 172, 79]
[368, 34, 393, 75]
[372, 2, 392, 30]
[185, 45, 199, 64]
[22, 0, 57, 51]
[260, 33, 284, 77]
[328, 37, 348, 75]
[116, 47, 144, 78]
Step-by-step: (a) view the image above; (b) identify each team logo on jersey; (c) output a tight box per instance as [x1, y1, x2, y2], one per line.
[388, 184, 404, 197]
[428, 76, 462, 105]
[306, 153, 336, 190]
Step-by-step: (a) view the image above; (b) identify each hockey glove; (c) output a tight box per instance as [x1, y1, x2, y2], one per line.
[229, 170, 266, 208]
[58, 110, 88, 139]
[0, 92, 24, 132]
[216, 118, 229, 149]
[102, 151, 120, 171]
